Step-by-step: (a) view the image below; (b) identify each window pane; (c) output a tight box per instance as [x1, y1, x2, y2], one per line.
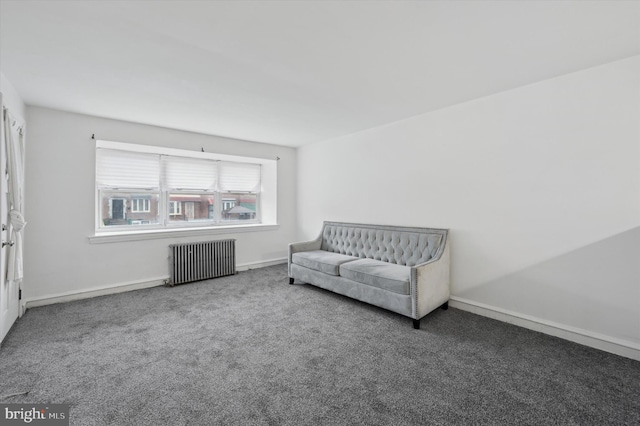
[96, 149, 160, 189]
[220, 193, 257, 222]
[162, 156, 217, 191]
[168, 193, 215, 223]
[100, 191, 160, 227]
[219, 162, 261, 192]
[131, 197, 152, 213]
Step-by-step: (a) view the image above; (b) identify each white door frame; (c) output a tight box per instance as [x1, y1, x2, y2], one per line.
[0, 97, 22, 346]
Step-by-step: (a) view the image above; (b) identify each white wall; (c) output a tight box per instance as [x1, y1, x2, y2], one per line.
[297, 56, 640, 351]
[24, 107, 296, 302]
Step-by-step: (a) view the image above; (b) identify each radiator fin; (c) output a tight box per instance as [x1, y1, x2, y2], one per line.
[169, 239, 236, 285]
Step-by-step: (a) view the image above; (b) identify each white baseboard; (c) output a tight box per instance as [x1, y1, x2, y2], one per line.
[24, 259, 287, 310]
[236, 257, 287, 271]
[25, 277, 168, 309]
[449, 296, 640, 361]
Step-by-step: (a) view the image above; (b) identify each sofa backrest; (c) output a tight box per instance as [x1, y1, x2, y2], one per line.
[320, 222, 447, 267]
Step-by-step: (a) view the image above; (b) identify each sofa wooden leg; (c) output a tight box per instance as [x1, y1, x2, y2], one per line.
[441, 301, 449, 310]
[412, 319, 420, 329]
[289, 277, 294, 285]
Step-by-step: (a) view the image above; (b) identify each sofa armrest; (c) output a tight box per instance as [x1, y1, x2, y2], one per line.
[288, 236, 322, 276]
[411, 238, 450, 319]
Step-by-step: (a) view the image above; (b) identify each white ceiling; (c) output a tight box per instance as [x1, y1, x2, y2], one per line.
[1, 1, 639, 147]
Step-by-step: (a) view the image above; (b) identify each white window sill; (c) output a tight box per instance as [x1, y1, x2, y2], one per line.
[89, 223, 280, 244]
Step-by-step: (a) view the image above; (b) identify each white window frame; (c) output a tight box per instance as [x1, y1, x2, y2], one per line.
[168, 200, 182, 215]
[131, 198, 151, 213]
[94, 140, 276, 237]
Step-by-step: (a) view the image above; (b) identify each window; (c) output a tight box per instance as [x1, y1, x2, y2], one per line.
[218, 161, 261, 223]
[131, 198, 150, 212]
[95, 140, 270, 232]
[164, 156, 217, 224]
[169, 201, 181, 215]
[220, 193, 257, 222]
[96, 148, 161, 227]
[100, 192, 159, 226]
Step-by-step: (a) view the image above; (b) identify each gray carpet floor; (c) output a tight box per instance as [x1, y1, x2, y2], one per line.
[0, 264, 638, 425]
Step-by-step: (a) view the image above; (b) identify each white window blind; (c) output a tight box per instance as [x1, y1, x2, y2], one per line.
[218, 162, 261, 192]
[162, 156, 217, 191]
[96, 149, 160, 189]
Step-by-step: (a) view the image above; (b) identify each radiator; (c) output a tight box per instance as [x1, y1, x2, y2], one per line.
[168, 239, 236, 285]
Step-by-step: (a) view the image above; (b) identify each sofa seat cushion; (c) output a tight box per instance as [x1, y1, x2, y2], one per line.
[340, 258, 411, 295]
[292, 250, 360, 276]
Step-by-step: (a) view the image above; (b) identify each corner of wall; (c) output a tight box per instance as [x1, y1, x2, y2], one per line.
[0, 72, 26, 122]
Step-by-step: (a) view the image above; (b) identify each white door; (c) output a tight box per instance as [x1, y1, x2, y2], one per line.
[185, 202, 195, 220]
[0, 99, 21, 345]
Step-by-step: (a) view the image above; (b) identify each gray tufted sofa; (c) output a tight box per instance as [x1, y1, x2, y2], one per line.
[288, 221, 450, 328]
